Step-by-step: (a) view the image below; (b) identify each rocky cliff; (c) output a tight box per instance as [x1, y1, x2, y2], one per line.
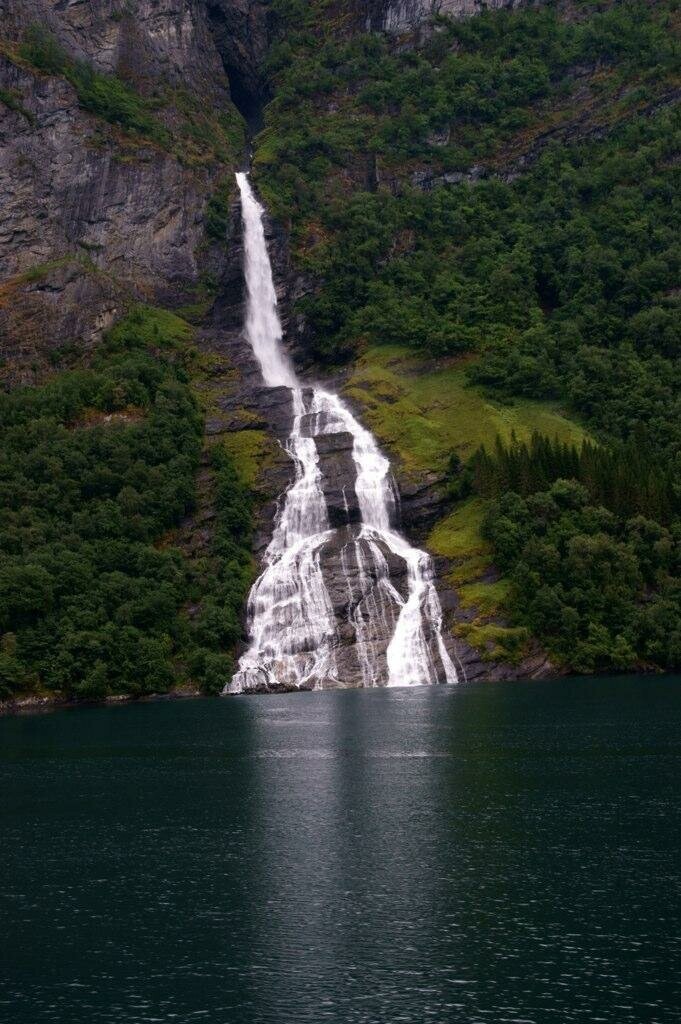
[0, 0, 570, 384]
[0, 0, 268, 385]
[371, 0, 543, 35]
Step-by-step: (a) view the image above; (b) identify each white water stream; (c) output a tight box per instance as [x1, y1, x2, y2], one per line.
[226, 173, 458, 692]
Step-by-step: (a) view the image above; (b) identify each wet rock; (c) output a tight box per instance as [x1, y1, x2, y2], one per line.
[314, 432, 361, 527]
[213, 382, 293, 437]
[398, 473, 450, 536]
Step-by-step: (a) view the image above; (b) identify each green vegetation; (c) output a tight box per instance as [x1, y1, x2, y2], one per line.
[0, 85, 34, 123]
[256, 1, 680, 461]
[164, 87, 245, 168]
[0, 307, 252, 701]
[429, 499, 490, 566]
[258, 0, 678, 217]
[453, 433, 680, 670]
[19, 27, 169, 144]
[467, 431, 678, 525]
[205, 179, 233, 241]
[344, 346, 587, 479]
[253, 0, 681, 673]
[482, 479, 680, 672]
[285, 116, 680, 458]
[220, 430, 277, 490]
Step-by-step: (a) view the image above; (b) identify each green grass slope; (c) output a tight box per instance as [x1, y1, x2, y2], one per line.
[345, 345, 590, 663]
[345, 346, 588, 479]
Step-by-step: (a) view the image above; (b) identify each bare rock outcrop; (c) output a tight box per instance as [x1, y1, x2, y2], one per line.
[368, 0, 547, 35]
[0, 0, 230, 98]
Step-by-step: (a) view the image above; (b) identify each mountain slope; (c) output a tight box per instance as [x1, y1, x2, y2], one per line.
[252, 0, 681, 673]
[0, 0, 249, 384]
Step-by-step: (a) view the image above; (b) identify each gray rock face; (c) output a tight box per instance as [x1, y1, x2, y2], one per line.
[313, 431, 362, 527]
[0, 0, 232, 102]
[372, 0, 545, 34]
[205, 0, 271, 116]
[0, 60, 209, 284]
[316, 527, 408, 687]
[0, 58, 211, 380]
[0, 0, 261, 382]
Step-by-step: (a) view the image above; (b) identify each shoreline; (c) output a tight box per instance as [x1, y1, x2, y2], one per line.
[1, 667, 668, 718]
[0, 686, 204, 718]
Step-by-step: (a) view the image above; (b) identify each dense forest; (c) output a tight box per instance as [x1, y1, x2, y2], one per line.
[251, 0, 680, 672]
[457, 434, 681, 670]
[0, 309, 252, 700]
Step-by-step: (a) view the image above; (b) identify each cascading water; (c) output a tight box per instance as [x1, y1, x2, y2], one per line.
[226, 172, 458, 692]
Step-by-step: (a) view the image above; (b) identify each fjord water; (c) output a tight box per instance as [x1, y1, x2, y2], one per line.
[2, 676, 680, 1023]
[229, 173, 456, 691]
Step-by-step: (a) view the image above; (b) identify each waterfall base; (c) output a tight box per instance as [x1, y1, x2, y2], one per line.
[226, 386, 461, 693]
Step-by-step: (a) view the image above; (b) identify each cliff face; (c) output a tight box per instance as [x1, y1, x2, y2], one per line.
[0, 0, 264, 385]
[205, 0, 271, 118]
[368, 0, 544, 34]
[0, 1, 227, 85]
[0, 60, 206, 377]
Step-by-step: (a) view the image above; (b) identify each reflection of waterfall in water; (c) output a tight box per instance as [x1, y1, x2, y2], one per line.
[226, 173, 458, 693]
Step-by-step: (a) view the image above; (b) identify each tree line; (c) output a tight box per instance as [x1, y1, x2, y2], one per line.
[461, 431, 678, 526]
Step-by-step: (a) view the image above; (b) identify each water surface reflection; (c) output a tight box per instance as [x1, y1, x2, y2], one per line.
[1, 677, 680, 1022]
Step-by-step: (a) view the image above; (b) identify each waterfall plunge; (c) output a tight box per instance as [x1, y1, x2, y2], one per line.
[226, 173, 458, 692]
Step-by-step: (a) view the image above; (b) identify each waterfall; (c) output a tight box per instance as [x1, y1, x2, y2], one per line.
[226, 172, 458, 692]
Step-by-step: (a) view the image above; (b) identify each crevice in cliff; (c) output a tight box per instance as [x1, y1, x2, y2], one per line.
[224, 62, 266, 134]
[204, 1, 270, 137]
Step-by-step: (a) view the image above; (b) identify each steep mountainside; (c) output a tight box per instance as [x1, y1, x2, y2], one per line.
[0, 0, 254, 384]
[0, 0, 679, 706]
[252, 0, 681, 675]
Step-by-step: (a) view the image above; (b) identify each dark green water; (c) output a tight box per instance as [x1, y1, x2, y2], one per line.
[2, 676, 680, 1024]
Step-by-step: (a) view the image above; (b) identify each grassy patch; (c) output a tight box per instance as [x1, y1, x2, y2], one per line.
[346, 347, 588, 662]
[427, 500, 508, 655]
[428, 498, 489, 561]
[186, 349, 282, 498]
[458, 578, 511, 616]
[106, 305, 193, 351]
[219, 430, 278, 491]
[344, 346, 588, 481]
[455, 622, 530, 664]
